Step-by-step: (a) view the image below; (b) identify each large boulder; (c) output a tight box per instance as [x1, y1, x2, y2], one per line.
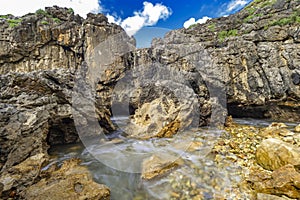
[256, 138, 300, 171]
[20, 159, 110, 200]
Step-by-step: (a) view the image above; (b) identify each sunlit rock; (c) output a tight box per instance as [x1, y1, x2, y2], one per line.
[248, 164, 300, 199]
[256, 138, 300, 171]
[20, 158, 110, 200]
[295, 124, 300, 133]
[141, 155, 183, 180]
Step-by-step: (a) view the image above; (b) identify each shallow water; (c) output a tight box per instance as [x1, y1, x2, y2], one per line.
[48, 118, 298, 200]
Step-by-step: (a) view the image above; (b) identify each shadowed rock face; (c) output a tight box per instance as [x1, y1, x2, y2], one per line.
[0, 6, 127, 198]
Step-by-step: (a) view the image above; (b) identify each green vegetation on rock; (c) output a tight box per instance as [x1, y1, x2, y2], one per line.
[35, 8, 62, 24]
[246, 0, 276, 9]
[245, 6, 256, 15]
[208, 23, 216, 31]
[67, 8, 74, 14]
[7, 19, 22, 28]
[218, 29, 238, 42]
[41, 20, 49, 25]
[244, 13, 263, 23]
[188, 23, 198, 29]
[0, 15, 9, 19]
[53, 18, 61, 23]
[35, 9, 48, 16]
[266, 10, 300, 29]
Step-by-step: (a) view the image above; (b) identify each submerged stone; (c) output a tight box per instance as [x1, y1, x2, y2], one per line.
[141, 155, 183, 180]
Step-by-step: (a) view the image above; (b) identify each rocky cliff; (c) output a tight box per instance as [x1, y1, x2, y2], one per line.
[95, 0, 300, 139]
[160, 0, 300, 121]
[0, 6, 129, 198]
[0, 0, 300, 198]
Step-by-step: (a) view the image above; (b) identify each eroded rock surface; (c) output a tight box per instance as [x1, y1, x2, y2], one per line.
[141, 155, 183, 180]
[154, 0, 300, 122]
[248, 164, 300, 199]
[256, 138, 300, 171]
[0, 0, 300, 198]
[20, 158, 110, 200]
[0, 6, 123, 198]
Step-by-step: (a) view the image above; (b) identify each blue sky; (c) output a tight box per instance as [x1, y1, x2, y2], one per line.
[102, 0, 252, 47]
[102, 0, 251, 30]
[0, 0, 252, 47]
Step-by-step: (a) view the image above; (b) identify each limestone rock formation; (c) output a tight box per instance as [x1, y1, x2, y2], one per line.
[248, 164, 300, 199]
[0, 6, 125, 198]
[20, 158, 110, 200]
[256, 138, 300, 171]
[0, 0, 300, 198]
[0, 153, 47, 195]
[99, 46, 215, 138]
[154, 0, 300, 122]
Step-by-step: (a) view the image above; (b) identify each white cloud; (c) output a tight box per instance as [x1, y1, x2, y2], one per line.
[217, 0, 250, 17]
[183, 16, 211, 29]
[121, 15, 146, 36]
[0, 0, 101, 17]
[106, 14, 121, 25]
[107, 1, 172, 36]
[227, 0, 248, 12]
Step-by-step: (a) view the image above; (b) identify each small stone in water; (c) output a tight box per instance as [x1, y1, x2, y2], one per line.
[268, 122, 288, 129]
[170, 192, 180, 198]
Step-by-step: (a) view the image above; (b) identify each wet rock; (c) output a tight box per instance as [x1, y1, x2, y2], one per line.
[0, 69, 79, 172]
[294, 134, 300, 147]
[224, 115, 235, 127]
[257, 193, 295, 200]
[126, 91, 198, 139]
[249, 165, 300, 199]
[0, 153, 47, 195]
[256, 138, 300, 171]
[107, 47, 214, 137]
[126, 98, 181, 139]
[141, 155, 183, 180]
[20, 158, 110, 200]
[187, 141, 204, 152]
[295, 125, 300, 133]
[0, 182, 3, 197]
[267, 122, 288, 129]
[260, 123, 294, 138]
